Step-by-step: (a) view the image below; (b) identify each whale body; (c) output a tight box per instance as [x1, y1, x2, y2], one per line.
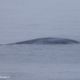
[9, 37, 80, 45]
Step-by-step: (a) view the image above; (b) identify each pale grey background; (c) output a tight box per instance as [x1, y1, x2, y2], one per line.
[0, 0, 80, 44]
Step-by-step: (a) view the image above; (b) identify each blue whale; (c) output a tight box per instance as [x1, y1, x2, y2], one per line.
[8, 37, 80, 45]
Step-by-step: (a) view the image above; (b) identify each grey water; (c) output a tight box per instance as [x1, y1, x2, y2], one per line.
[0, 44, 80, 80]
[0, 44, 80, 64]
[0, 0, 80, 80]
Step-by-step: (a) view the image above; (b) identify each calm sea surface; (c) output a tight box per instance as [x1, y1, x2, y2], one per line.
[0, 44, 80, 80]
[0, 44, 80, 64]
[0, 0, 80, 80]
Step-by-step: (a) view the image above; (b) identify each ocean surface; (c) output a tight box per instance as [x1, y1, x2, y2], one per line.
[0, 0, 80, 80]
[0, 44, 80, 80]
[0, 0, 80, 44]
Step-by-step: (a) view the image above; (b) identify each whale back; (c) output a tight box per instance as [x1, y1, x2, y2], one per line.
[9, 37, 79, 45]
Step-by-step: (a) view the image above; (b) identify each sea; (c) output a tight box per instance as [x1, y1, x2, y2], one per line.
[0, 44, 80, 80]
[0, 0, 80, 80]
